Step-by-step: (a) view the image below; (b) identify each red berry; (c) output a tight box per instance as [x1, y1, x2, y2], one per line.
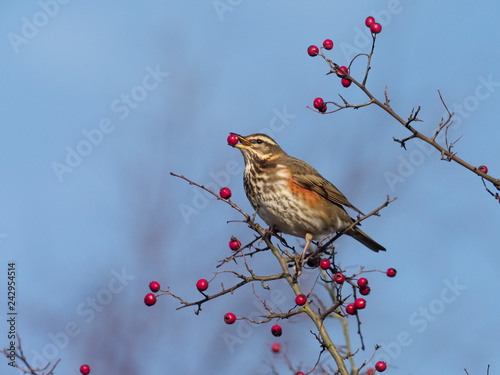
[144, 293, 156, 306]
[80, 364, 90, 375]
[386, 268, 397, 277]
[375, 361, 387, 372]
[323, 39, 334, 50]
[149, 281, 160, 293]
[229, 237, 241, 251]
[357, 277, 369, 288]
[334, 273, 345, 284]
[354, 298, 366, 310]
[227, 133, 239, 146]
[318, 104, 327, 113]
[359, 286, 371, 296]
[346, 303, 357, 315]
[220, 187, 232, 199]
[307, 45, 319, 56]
[196, 279, 208, 292]
[313, 97, 324, 109]
[295, 294, 307, 306]
[370, 23, 382, 34]
[271, 342, 281, 353]
[224, 312, 236, 324]
[366, 368, 376, 375]
[365, 16, 375, 28]
[337, 66, 349, 77]
[478, 165, 488, 174]
[341, 78, 352, 87]
[320, 259, 330, 270]
[271, 324, 282, 337]
[296, 373, 305, 375]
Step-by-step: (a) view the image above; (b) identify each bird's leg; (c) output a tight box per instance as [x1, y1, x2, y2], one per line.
[299, 233, 313, 265]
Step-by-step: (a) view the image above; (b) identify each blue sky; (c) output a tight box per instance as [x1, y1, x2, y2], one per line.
[1, 1, 499, 374]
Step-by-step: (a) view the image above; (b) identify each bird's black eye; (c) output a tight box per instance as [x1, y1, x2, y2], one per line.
[255, 139, 263, 144]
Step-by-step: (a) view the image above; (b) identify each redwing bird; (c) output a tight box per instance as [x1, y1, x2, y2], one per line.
[231, 133, 385, 261]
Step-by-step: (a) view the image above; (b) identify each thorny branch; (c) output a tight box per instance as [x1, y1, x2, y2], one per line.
[310, 33, 500, 197]
[314, 195, 397, 257]
[169, 173, 393, 375]
[2, 335, 60, 375]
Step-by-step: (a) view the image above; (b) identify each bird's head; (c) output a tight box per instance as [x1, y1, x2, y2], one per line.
[229, 133, 284, 164]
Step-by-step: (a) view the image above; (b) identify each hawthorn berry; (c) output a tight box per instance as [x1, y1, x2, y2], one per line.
[295, 294, 307, 306]
[357, 277, 369, 288]
[334, 273, 345, 284]
[271, 324, 282, 337]
[359, 286, 371, 296]
[196, 279, 208, 292]
[320, 259, 331, 270]
[307, 45, 319, 56]
[341, 78, 352, 87]
[271, 342, 281, 353]
[365, 16, 375, 28]
[227, 133, 239, 146]
[478, 165, 488, 174]
[366, 368, 376, 375]
[149, 281, 160, 293]
[375, 361, 387, 372]
[346, 303, 357, 315]
[224, 312, 236, 324]
[323, 39, 334, 50]
[370, 23, 382, 34]
[386, 268, 397, 277]
[337, 66, 349, 77]
[296, 373, 305, 375]
[354, 298, 366, 310]
[313, 97, 324, 109]
[80, 364, 90, 375]
[220, 187, 232, 199]
[318, 105, 328, 113]
[144, 293, 157, 306]
[229, 237, 241, 251]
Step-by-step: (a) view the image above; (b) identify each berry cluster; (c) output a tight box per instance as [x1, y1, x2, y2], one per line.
[143, 280, 162, 306]
[307, 38, 334, 57]
[313, 97, 328, 113]
[337, 65, 352, 88]
[308, 38, 353, 99]
[333, 268, 397, 316]
[365, 16, 382, 34]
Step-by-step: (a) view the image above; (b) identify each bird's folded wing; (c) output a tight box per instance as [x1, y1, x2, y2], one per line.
[289, 158, 364, 215]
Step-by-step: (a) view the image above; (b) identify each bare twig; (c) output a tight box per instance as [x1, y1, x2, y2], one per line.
[318, 195, 397, 252]
[2, 335, 60, 375]
[170, 172, 251, 220]
[312, 38, 500, 195]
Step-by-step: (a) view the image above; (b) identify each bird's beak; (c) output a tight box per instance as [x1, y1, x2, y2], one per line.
[233, 134, 252, 149]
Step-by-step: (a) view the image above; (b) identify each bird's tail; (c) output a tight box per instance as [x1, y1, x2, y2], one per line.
[346, 228, 386, 252]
